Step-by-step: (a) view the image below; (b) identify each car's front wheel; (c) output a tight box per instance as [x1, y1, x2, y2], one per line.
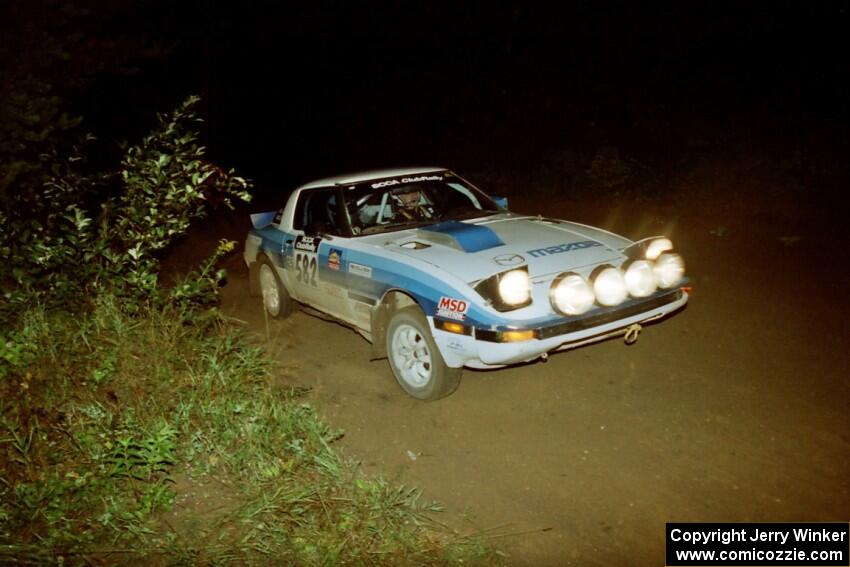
[386, 307, 462, 400]
[258, 255, 293, 318]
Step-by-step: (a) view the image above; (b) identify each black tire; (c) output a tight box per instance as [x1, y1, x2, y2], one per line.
[257, 255, 294, 319]
[386, 306, 462, 400]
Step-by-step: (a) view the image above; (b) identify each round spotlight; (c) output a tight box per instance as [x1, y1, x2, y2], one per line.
[592, 265, 628, 306]
[653, 252, 685, 288]
[624, 259, 657, 298]
[498, 269, 531, 306]
[646, 238, 673, 260]
[550, 273, 595, 315]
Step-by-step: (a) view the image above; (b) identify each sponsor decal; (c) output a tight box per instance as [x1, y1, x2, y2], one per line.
[371, 175, 443, 189]
[295, 235, 322, 253]
[526, 240, 602, 258]
[348, 262, 373, 278]
[493, 253, 525, 266]
[436, 296, 469, 321]
[273, 210, 283, 224]
[328, 248, 342, 271]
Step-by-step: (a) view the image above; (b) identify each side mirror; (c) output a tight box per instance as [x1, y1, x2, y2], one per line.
[492, 196, 509, 209]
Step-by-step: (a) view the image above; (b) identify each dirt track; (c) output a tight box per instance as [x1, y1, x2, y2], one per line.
[200, 197, 849, 565]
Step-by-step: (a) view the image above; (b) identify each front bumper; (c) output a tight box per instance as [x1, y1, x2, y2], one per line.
[431, 288, 688, 368]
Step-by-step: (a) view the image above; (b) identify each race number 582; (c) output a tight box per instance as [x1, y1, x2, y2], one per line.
[295, 253, 317, 287]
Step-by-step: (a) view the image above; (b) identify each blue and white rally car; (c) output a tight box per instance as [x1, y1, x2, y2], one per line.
[244, 167, 688, 400]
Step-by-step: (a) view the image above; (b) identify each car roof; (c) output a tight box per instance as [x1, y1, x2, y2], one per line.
[297, 167, 448, 190]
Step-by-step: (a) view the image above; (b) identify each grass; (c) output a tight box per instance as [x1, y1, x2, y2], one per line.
[0, 296, 500, 565]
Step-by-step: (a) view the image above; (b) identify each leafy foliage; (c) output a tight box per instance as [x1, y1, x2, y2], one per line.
[0, 300, 498, 565]
[0, 17, 497, 559]
[1, 96, 251, 312]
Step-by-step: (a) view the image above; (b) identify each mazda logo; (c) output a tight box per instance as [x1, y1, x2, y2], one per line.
[493, 253, 525, 266]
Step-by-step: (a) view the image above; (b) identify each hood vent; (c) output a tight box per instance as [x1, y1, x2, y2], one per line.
[400, 241, 431, 250]
[418, 221, 505, 253]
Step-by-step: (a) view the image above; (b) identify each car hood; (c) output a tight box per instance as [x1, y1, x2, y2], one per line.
[378, 214, 633, 283]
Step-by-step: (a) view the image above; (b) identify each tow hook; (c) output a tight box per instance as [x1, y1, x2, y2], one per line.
[624, 324, 642, 345]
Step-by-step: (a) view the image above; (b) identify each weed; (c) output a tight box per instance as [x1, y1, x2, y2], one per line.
[1, 82, 497, 564]
[105, 420, 176, 481]
[0, 299, 500, 565]
[1, 417, 36, 473]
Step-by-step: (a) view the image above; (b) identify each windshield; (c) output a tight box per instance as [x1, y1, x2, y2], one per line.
[342, 173, 501, 235]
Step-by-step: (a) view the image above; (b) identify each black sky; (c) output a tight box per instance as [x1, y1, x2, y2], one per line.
[5, 1, 849, 193]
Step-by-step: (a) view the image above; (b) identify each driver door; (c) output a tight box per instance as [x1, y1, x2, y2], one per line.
[287, 188, 352, 322]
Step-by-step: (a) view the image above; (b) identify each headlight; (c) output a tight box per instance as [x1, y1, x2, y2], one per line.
[645, 238, 673, 260]
[625, 236, 675, 260]
[592, 265, 628, 306]
[623, 259, 657, 298]
[474, 267, 532, 311]
[653, 252, 685, 288]
[550, 273, 595, 315]
[498, 269, 531, 306]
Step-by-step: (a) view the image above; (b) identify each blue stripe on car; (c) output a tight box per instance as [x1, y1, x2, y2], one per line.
[256, 226, 289, 267]
[419, 221, 505, 253]
[339, 248, 499, 327]
[252, 228, 600, 331]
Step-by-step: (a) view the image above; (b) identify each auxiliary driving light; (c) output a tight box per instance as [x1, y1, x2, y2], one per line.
[550, 273, 595, 315]
[623, 259, 657, 298]
[592, 265, 628, 306]
[653, 252, 685, 288]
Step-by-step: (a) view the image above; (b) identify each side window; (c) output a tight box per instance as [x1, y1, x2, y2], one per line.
[293, 188, 344, 235]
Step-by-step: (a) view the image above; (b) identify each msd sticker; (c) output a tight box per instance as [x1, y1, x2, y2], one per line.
[436, 296, 469, 321]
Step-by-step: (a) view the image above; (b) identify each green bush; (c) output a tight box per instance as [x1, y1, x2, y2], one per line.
[0, 79, 494, 565]
[0, 300, 497, 565]
[0, 96, 251, 314]
[0, 90, 497, 566]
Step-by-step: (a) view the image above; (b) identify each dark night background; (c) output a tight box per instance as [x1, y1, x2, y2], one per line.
[5, 1, 848, 202]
